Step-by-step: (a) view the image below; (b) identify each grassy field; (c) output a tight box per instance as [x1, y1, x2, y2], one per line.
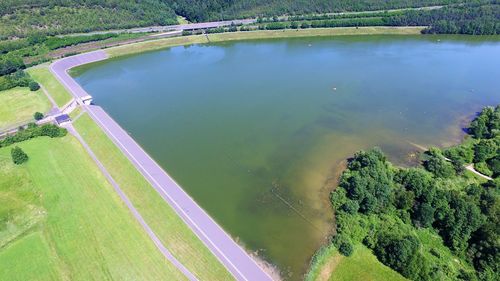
[106, 27, 424, 57]
[0, 87, 51, 129]
[73, 113, 233, 281]
[27, 66, 73, 108]
[0, 136, 186, 280]
[306, 244, 407, 281]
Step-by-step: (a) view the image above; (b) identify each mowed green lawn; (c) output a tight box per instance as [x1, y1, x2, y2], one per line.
[306, 244, 407, 281]
[27, 66, 73, 107]
[0, 87, 51, 129]
[74, 113, 233, 280]
[0, 136, 186, 281]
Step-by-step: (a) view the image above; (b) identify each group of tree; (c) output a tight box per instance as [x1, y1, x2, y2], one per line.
[443, 106, 500, 177]
[256, 2, 499, 35]
[0, 123, 67, 149]
[0, 0, 487, 39]
[329, 105, 499, 280]
[0, 70, 37, 91]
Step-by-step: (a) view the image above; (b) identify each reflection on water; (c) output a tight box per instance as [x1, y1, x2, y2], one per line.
[74, 35, 500, 279]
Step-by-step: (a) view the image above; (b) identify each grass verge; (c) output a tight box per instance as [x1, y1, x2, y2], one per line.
[305, 244, 407, 281]
[73, 113, 233, 281]
[0, 87, 51, 129]
[105, 27, 424, 58]
[0, 136, 186, 280]
[27, 65, 73, 108]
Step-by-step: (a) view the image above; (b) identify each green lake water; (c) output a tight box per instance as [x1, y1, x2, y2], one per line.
[73, 35, 500, 279]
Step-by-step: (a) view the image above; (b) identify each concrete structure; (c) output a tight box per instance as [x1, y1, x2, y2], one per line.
[54, 114, 71, 126]
[81, 95, 93, 105]
[50, 51, 274, 281]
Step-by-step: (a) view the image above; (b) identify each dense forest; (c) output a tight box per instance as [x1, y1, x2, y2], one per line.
[329, 105, 499, 281]
[256, 2, 500, 35]
[0, 0, 471, 39]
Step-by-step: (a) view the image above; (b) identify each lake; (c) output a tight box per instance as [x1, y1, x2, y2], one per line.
[73, 35, 500, 279]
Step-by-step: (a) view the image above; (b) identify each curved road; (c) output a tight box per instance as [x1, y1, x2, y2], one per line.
[50, 51, 273, 281]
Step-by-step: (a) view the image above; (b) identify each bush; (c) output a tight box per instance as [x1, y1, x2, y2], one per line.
[474, 162, 493, 177]
[0, 124, 67, 148]
[28, 81, 40, 91]
[11, 146, 28, 164]
[424, 148, 455, 178]
[338, 241, 354, 256]
[473, 139, 497, 163]
[33, 112, 44, 121]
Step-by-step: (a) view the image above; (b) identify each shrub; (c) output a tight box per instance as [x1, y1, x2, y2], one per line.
[338, 241, 354, 256]
[28, 81, 40, 91]
[474, 162, 493, 177]
[33, 112, 44, 121]
[11, 146, 28, 164]
[341, 200, 359, 214]
[473, 139, 497, 162]
[424, 148, 455, 178]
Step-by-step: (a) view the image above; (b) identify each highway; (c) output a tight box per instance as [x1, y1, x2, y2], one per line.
[50, 51, 274, 281]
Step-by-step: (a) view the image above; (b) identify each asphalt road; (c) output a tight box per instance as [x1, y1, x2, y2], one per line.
[51, 51, 274, 281]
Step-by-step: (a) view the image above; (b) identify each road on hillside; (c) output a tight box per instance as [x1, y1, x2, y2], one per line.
[50, 51, 274, 281]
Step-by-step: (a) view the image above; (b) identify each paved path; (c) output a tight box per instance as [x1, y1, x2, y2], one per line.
[51, 51, 274, 281]
[65, 123, 198, 281]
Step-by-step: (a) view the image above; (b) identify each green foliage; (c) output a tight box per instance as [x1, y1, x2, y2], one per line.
[424, 148, 456, 178]
[28, 81, 40, 91]
[486, 156, 500, 177]
[338, 241, 354, 257]
[44, 33, 117, 50]
[33, 112, 43, 121]
[0, 124, 67, 148]
[0, 0, 177, 39]
[374, 234, 430, 280]
[341, 148, 393, 214]
[469, 106, 500, 139]
[475, 162, 493, 177]
[474, 139, 498, 162]
[0, 54, 24, 76]
[0, 70, 33, 91]
[10, 146, 28, 164]
[327, 105, 500, 280]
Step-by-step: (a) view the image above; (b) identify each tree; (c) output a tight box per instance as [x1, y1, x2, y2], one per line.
[436, 193, 485, 254]
[11, 146, 28, 164]
[474, 139, 497, 162]
[424, 148, 455, 178]
[341, 148, 393, 214]
[374, 234, 430, 280]
[338, 241, 354, 257]
[469, 106, 500, 139]
[33, 112, 44, 121]
[28, 81, 40, 91]
[341, 200, 359, 214]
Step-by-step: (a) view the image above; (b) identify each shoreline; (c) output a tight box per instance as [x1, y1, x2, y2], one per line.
[104, 27, 426, 58]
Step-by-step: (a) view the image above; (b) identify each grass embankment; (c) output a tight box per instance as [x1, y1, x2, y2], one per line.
[26, 66, 72, 108]
[106, 27, 424, 57]
[306, 244, 407, 281]
[73, 113, 233, 281]
[0, 87, 51, 129]
[0, 136, 186, 280]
